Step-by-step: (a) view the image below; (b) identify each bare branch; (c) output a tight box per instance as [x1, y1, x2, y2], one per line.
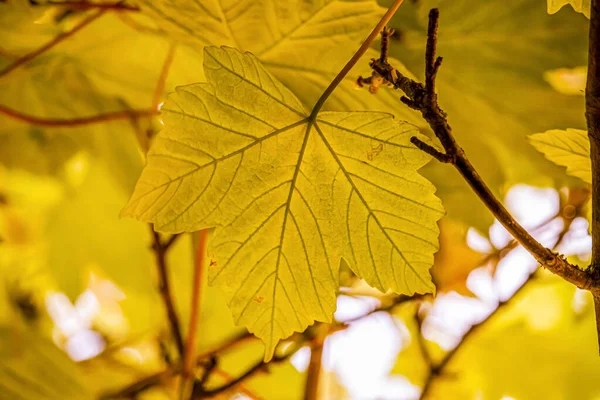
[0, 104, 158, 127]
[193, 346, 301, 398]
[38, 1, 139, 11]
[364, 8, 597, 293]
[418, 211, 576, 399]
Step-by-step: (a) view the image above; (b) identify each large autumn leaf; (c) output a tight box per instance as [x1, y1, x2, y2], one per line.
[122, 47, 443, 359]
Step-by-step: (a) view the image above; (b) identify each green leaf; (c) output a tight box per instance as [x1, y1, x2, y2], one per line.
[529, 129, 591, 184]
[0, 326, 92, 400]
[123, 46, 443, 359]
[547, 0, 591, 17]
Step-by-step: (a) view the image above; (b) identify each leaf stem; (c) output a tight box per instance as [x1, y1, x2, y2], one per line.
[308, 0, 405, 121]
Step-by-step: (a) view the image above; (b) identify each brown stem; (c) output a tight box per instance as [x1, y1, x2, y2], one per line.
[150, 226, 185, 359]
[0, 10, 105, 78]
[40, 1, 139, 11]
[0, 104, 158, 127]
[182, 230, 209, 386]
[304, 339, 324, 400]
[367, 8, 596, 292]
[308, 0, 405, 120]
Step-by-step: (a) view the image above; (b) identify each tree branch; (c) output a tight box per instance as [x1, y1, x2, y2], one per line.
[39, 1, 140, 11]
[419, 213, 575, 399]
[0, 104, 158, 127]
[364, 8, 597, 292]
[150, 225, 185, 360]
[586, 0, 600, 353]
[193, 345, 301, 398]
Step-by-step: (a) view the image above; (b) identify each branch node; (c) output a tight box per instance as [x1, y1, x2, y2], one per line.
[410, 136, 453, 163]
[400, 96, 421, 110]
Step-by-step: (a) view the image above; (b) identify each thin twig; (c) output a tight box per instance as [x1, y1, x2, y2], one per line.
[193, 346, 301, 398]
[38, 1, 139, 11]
[102, 331, 255, 399]
[163, 233, 182, 250]
[0, 104, 158, 127]
[308, 0, 405, 120]
[0, 10, 105, 78]
[413, 311, 432, 368]
[419, 214, 575, 399]
[365, 8, 597, 292]
[150, 225, 185, 360]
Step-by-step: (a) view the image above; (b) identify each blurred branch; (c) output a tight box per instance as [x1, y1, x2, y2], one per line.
[0, 104, 158, 127]
[101, 331, 254, 399]
[418, 211, 576, 399]
[413, 311, 432, 368]
[152, 43, 177, 111]
[586, 0, 600, 351]
[193, 348, 298, 398]
[0, 10, 105, 78]
[303, 326, 327, 400]
[181, 230, 209, 396]
[38, 1, 140, 11]
[339, 293, 426, 325]
[164, 234, 182, 250]
[150, 225, 185, 360]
